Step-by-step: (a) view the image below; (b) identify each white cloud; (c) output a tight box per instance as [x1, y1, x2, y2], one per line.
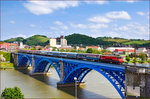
[114, 23, 148, 39]
[136, 11, 146, 16]
[29, 24, 36, 27]
[54, 21, 68, 30]
[126, 0, 136, 3]
[106, 11, 131, 20]
[88, 23, 108, 29]
[85, 1, 108, 5]
[10, 20, 15, 24]
[23, 1, 79, 15]
[50, 27, 59, 31]
[54, 21, 63, 25]
[60, 25, 68, 30]
[70, 23, 108, 29]
[88, 16, 111, 23]
[70, 23, 87, 29]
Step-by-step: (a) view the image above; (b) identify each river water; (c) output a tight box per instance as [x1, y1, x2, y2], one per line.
[1, 68, 121, 98]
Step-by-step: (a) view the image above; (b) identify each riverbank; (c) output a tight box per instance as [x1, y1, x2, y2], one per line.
[0, 62, 14, 69]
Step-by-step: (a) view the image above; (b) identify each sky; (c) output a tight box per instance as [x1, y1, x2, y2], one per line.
[1, 0, 149, 40]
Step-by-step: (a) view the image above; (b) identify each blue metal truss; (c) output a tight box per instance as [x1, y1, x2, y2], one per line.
[18, 53, 126, 98]
[18, 54, 32, 67]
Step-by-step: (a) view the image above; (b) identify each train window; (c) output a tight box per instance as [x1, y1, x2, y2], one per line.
[117, 57, 122, 59]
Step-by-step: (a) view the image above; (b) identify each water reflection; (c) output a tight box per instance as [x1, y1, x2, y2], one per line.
[1, 68, 121, 98]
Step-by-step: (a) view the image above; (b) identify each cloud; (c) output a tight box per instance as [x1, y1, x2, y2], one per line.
[126, 0, 137, 3]
[85, 1, 109, 5]
[60, 25, 68, 30]
[136, 11, 146, 16]
[106, 11, 131, 20]
[10, 20, 15, 24]
[70, 23, 108, 29]
[88, 16, 111, 23]
[50, 26, 59, 31]
[114, 23, 148, 39]
[70, 23, 87, 29]
[29, 24, 36, 27]
[88, 23, 108, 29]
[54, 21, 68, 30]
[54, 21, 63, 25]
[23, 1, 79, 15]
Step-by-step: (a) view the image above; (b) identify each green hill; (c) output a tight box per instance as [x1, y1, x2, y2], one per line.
[4, 37, 24, 43]
[3, 33, 149, 48]
[23, 35, 49, 46]
[65, 33, 99, 46]
[4, 35, 49, 46]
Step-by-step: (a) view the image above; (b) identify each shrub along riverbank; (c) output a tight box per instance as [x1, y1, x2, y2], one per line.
[0, 62, 14, 69]
[0, 51, 14, 69]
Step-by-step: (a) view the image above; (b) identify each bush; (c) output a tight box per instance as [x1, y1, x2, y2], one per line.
[126, 56, 130, 62]
[1, 86, 24, 99]
[0, 51, 11, 61]
[139, 53, 146, 63]
[147, 58, 150, 63]
[86, 48, 93, 53]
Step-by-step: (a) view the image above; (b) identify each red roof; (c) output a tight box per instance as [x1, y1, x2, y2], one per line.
[114, 49, 135, 52]
[86, 46, 100, 49]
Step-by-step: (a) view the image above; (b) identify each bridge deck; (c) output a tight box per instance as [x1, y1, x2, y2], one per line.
[19, 53, 125, 71]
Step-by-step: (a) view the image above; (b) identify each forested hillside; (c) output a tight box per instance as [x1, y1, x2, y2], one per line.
[3, 33, 149, 47]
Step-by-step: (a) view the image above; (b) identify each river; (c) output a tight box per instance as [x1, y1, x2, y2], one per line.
[1, 68, 121, 98]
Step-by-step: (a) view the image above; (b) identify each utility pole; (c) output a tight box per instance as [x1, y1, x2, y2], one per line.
[134, 44, 136, 67]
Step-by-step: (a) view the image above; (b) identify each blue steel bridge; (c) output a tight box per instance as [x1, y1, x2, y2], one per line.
[15, 52, 126, 99]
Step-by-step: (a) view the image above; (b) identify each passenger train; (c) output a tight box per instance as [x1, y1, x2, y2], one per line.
[18, 50, 124, 64]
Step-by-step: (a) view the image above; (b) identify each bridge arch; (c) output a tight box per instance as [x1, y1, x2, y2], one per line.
[18, 54, 32, 67]
[64, 65, 125, 98]
[35, 58, 60, 78]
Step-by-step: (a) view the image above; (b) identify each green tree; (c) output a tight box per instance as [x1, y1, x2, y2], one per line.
[1, 86, 24, 99]
[132, 57, 138, 63]
[86, 48, 93, 53]
[38, 47, 42, 50]
[147, 58, 150, 63]
[31, 46, 36, 50]
[126, 56, 130, 62]
[60, 49, 65, 52]
[52, 47, 57, 51]
[139, 52, 146, 63]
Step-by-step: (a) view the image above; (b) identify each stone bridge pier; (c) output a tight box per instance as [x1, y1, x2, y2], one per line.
[126, 66, 150, 97]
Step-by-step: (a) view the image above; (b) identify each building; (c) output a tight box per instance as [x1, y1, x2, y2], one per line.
[0, 43, 18, 51]
[49, 36, 68, 48]
[14, 41, 24, 49]
[136, 48, 147, 54]
[107, 47, 135, 52]
[86, 46, 101, 50]
[49, 38, 56, 47]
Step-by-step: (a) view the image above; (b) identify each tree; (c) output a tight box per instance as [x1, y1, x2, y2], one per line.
[38, 47, 42, 50]
[31, 46, 36, 50]
[1, 86, 24, 99]
[52, 47, 57, 51]
[147, 58, 150, 63]
[139, 52, 146, 63]
[86, 48, 93, 53]
[126, 56, 130, 62]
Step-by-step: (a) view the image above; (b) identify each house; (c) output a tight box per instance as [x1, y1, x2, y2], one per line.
[136, 48, 147, 54]
[107, 47, 135, 52]
[86, 46, 101, 50]
[78, 47, 86, 51]
[0, 43, 18, 51]
[60, 46, 72, 50]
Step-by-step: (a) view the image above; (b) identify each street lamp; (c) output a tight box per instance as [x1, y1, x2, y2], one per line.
[74, 77, 77, 99]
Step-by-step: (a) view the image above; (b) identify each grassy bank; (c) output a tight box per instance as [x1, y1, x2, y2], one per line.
[0, 62, 14, 69]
